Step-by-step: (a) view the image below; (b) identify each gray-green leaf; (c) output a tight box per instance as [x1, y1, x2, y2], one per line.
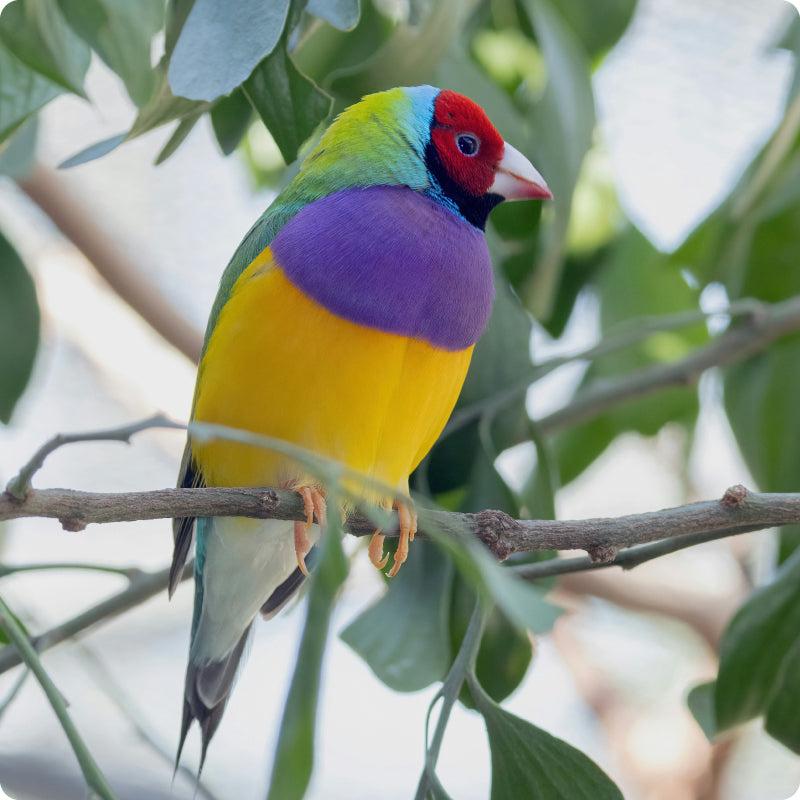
[0, 0, 89, 97]
[169, 0, 290, 101]
[0, 39, 63, 144]
[57, 0, 164, 106]
[307, 0, 360, 31]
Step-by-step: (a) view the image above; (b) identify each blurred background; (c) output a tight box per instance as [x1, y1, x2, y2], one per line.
[1, 0, 800, 798]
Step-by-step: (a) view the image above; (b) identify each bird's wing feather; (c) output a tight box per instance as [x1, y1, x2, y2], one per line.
[170, 440, 202, 597]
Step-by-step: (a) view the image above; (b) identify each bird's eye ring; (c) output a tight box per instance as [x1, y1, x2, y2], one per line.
[456, 133, 480, 157]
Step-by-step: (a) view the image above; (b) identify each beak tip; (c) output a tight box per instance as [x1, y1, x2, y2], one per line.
[492, 142, 552, 202]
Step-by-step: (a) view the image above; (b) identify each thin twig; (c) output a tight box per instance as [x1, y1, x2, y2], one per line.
[443, 298, 770, 439]
[0, 563, 141, 579]
[0, 564, 192, 675]
[537, 295, 800, 434]
[5, 413, 184, 500]
[0, 667, 29, 719]
[512, 521, 772, 581]
[0, 595, 118, 799]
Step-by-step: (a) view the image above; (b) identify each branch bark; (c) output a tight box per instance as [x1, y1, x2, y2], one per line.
[537, 295, 800, 434]
[2, 483, 798, 560]
[0, 484, 794, 676]
[440, 296, 800, 441]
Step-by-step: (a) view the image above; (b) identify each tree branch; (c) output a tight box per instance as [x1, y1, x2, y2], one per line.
[0, 484, 793, 676]
[5, 413, 183, 500]
[16, 164, 204, 364]
[537, 295, 800, 434]
[0, 564, 191, 675]
[2, 482, 797, 560]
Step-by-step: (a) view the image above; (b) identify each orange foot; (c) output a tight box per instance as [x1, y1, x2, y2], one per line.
[367, 500, 417, 577]
[294, 486, 326, 576]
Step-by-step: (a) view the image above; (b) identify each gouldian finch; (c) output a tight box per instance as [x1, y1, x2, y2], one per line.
[169, 85, 551, 766]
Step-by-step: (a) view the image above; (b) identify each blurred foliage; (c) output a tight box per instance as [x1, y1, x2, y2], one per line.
[0, 229, 39, 424]
[2, 0, 800, 797]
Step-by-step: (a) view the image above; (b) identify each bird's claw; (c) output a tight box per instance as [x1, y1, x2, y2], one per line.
[368, 501, 417, 576]
[387, 501, 417, 577]
[295, 486, 326, 576]
[368, 531, 389, 570]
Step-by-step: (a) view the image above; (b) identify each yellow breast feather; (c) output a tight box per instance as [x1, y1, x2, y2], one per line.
[191, 246, 473, 504]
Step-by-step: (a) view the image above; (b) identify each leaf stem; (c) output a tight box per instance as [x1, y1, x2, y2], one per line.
[415, 600, 488, 800]
[0, 595, 118, 799]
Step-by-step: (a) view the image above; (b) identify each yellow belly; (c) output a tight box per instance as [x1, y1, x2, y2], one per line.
[192, 247, 473, 501]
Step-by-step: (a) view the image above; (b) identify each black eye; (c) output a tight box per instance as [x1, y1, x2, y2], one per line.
[456, 133, 479, 156]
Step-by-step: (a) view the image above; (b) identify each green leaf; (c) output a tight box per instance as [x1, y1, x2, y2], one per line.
[724, 335, 800, 495]
[307, 0, 360, 31]
[0, 40, 63, 143]
[210, 89, 253, 155]
[554, 227, 703, 484]
[548, 0, 637, 61]
[165, 0, 195, 57]
[765, 636, 800, 754]
[423, 270, 534, 496]
[169, 0, 290, 101]
[520, 0, 595, 320]
[671, 91, 800, 296]
[715, 547, 800, 731]
[774, 7, 800, 103]
[0, 603, 29, 646]
[243, 44, 332, 164]
[472, 678, 624, 800]
[266, 523, 349, 800]
[127, 60, 209, 139]
[450, 578, 533, 709]
[483, 560, 561, 635]
[341, 542, 453, 692]
[57, 0, 163, 106]
[460, 442, 519, 516]
[0, 229, 39, 424]
[0, 117, 37, 177]
[154, 112, 203, 165]
[422, 512, 561, 637]
[779, 526, 800, 565]
[0, 0, 90, 97]
[687, 681, 717, 741]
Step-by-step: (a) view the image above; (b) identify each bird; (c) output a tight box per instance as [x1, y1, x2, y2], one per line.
[169, 84, 551, 769]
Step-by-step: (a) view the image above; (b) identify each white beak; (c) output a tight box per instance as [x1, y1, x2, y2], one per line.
[490, 142, 552, 201]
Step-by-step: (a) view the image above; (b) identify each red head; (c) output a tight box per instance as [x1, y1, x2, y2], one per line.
[426, 90, 551, 229]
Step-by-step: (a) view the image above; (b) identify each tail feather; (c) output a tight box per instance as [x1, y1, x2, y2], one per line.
[175, 624, 252, 774]
[176, 516, 318, 771]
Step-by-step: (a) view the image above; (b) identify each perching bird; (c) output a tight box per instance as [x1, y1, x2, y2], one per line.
[169, 84, 551, 767]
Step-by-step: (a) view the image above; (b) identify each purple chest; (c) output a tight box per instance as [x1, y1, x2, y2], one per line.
[270, 186, 495, 352]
